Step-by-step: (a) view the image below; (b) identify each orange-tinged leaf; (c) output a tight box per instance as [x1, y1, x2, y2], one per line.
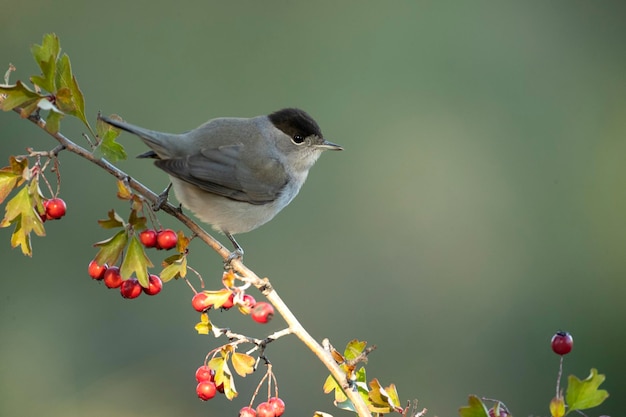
[120, 235, 153, 286]
[116, 180, 132, 200]
[222, 270, 236, 287]
[313, 412, 334, 417]
[367, 378, 402, 414]
[195, 312, 211, 335]
[54, 86, 75, 113]
[459, 395, 490, 417]
[0, 157, 27, 204]
[176, 230, 190, 253]
[231, 352, 255, 377]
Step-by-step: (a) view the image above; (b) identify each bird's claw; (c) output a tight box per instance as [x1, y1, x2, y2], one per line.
[153, 183, 173, 211]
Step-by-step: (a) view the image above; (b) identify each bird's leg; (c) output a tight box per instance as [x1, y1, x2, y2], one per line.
[223, 232, 244, 268]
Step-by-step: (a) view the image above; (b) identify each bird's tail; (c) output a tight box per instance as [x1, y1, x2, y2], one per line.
[99, 115, 177, 159]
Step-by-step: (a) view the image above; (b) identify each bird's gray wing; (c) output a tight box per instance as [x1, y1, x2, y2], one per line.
[154, 144, 288, 205]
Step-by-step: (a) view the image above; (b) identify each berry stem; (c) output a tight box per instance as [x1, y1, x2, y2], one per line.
[556, 355, 564, 398]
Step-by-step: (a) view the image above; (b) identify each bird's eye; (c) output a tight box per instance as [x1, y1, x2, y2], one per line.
[292, 135, 305, 144]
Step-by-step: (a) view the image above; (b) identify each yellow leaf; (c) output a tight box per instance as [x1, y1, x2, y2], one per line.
[550, 396, 565, 417]
[116, 180, 132, 200]
[194, 313, 211, 335]
[231, 352, 255, 377]
[222, 270, 236, 287]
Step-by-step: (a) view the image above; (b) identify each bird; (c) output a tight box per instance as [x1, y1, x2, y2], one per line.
[99, 108, 342, 259]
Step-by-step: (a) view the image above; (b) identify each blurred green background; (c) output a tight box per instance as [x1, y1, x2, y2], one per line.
[1, 2, 625, 416]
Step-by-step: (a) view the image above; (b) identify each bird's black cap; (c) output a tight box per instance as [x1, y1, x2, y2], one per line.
[268, 108, 323, 139]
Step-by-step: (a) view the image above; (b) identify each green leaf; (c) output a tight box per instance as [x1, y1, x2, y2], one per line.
[120, 235, 153, 287]
[0, 157, 27, 204]
[97, 209, 125, 229]
[459, 395, 490, 417]
[30, 33, 60, 92]
[45, 109, 64, 134]
[127, 209, 146, 230]
[56, 53, 91, 131]
[93, 229, 128, 266]
[160, 254, 187, 282]
[344, 339, 367, 361]
[0, 81, 43, 111]
[95, 116, 127, 161]
[565, 368, 609, 413]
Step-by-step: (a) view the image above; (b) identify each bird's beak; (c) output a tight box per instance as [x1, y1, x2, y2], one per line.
[319, 140, 343, 151]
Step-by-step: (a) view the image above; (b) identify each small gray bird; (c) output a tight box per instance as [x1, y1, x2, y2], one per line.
[99, 108, 342, 257]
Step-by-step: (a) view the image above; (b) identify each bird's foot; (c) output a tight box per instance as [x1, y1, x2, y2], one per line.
[223, 248, 244, 270]
[153, 183, 173, 211]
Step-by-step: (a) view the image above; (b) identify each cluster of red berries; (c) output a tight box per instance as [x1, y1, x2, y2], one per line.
[139, 228, 177, 250]
[39, 197, 67, 221]
[88, 260, 162, 298]
[191, 291, 275, 324]
[195, 365, 222, 400]
[239, 397, 285, 417]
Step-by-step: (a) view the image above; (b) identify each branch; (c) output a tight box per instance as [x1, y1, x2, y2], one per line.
[10, 108, 373, 417]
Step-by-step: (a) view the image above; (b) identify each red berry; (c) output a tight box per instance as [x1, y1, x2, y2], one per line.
[143, 274, 162, 295]
[156, 229, 177, 250]
[195, 365, 214, 383]
[196, 381, 217, 401]
[192, 292, 212, 312]
[242, 294, 257, 308]
[45, 198, 66, 219]
[551, 331, 573, 355]
[221, 292, 235, 310]
[268, 397, 285, 417]
[103, 266, 123, 289]
[251, 302, 274, 324]
[120, 277, 142, 299]
[489, 405, 510, 417]
[256, 401, 275, 417]
[88, 260, 108, 280]
[139, 229, 158, 248]
[239, 406, 257, 417]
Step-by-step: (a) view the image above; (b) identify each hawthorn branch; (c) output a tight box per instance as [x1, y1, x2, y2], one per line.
[8, 108, 373, 417]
